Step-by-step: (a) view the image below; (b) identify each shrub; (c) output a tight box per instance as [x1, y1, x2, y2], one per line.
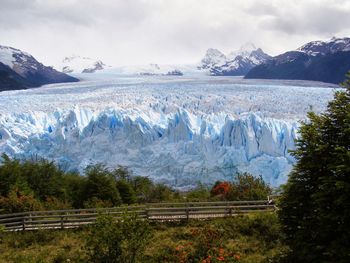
[211, 181, 232, 200]
[119, 211, 153, 263]
[228, 173, 271, 201]
[210, 173, 272, 201]
[85, 214, 123, 263]
[0, 187, 43, 213]
[85, 212, 152, 263]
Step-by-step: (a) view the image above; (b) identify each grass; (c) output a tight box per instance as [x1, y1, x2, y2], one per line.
[0, 213, 288, 263]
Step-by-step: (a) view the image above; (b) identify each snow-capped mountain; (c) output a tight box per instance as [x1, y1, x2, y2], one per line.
[199, 48, 227, 70]
[58, 55, 109, 74]
[0, 76, 335, 188]
[297, 37, 350, 56]
[245, 37, 350, 84]
[198, 43, 271, 76]
[0, 45, 78, 91]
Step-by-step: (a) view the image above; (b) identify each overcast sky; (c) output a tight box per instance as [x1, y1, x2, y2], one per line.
[1, 0, 350, 66]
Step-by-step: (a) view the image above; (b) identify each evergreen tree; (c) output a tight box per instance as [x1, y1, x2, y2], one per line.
[278, 73, 350, 262]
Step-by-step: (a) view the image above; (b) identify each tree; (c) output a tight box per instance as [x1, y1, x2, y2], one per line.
[210, 173, 271, 201]
[278, 73, 350, 262]
[83, 164, 121, 207]
[229, 173, 271, 201]
[116, 180, 136, 204]
[130, 176, 154, 203]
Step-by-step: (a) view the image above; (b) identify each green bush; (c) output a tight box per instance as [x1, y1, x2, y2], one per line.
[119, 211, 153, 263]
[85, 214, 123, 263]
[85, 212, 152, 263]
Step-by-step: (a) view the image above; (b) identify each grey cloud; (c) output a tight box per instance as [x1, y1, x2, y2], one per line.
[250, 1, 350, 36]
[1, 0, 349, 66]
[0, 0, 153, 30]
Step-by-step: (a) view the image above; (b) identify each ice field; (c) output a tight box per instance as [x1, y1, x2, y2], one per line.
[0, 75, 338, 188]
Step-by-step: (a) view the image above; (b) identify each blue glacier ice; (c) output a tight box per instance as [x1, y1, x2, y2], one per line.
[0, 75, 338, 189]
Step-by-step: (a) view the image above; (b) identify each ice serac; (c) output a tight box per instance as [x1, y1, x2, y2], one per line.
[0, 107, 297, 188]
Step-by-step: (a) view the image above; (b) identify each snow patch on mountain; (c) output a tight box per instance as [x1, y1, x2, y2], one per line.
[297, 37, 350, 56]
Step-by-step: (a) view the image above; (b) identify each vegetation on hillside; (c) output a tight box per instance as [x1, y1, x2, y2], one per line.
[0, 212, 285, 263]
[0, 155, 272, 214]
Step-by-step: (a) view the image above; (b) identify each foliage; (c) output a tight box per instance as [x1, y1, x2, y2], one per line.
[211, 181, 232, 199]
[119, 211, 153, 263]
[0, 187, 43, 213]
[210, 173, 272, 201]
[147, 183, 178, 202]
[83, 164, 122, 207]
[116, 180, 136, 204]
[0, 156, 272, 215]
[130, 176, 155, 203]
[0, 213, 286, 263]
[278, 73, 350, 262]
[85, 212, 152, 263]
[185, 183, 211, 201]
[85, 214, 124, 263]
[229, 173, 272, 201]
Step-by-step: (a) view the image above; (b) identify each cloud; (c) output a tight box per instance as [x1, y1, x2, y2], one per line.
[245, 0, 350, 36]
[0, 0, 349, 66]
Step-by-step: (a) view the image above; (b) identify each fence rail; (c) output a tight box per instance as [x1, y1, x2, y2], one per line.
[0, 200, 276, 231]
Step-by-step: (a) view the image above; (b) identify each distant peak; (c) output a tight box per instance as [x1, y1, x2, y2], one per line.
[238, 42, 257, 52]
[205, 48, 225, 57]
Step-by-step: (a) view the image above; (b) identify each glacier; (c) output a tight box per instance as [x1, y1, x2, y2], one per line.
[0, 75, 338, 189]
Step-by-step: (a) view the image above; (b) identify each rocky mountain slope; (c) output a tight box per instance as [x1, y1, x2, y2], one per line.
[0, 45, 78, 91]
[245, 37, 350, 84]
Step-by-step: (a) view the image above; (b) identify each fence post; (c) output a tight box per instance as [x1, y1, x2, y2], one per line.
[60, 215, 64, 229]
[22, 217, 25, 231]
[145, 206, 149, 220]
[186, 204, 189, 220]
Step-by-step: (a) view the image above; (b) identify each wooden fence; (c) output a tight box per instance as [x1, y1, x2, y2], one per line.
[0, 200, 276, 231]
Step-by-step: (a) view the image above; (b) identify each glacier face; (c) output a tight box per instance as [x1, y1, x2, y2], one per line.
[0, 75, 337, 188]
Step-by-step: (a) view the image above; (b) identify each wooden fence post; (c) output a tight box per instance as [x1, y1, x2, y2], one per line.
[186, 204, 189, 220]
[145, 206, 149, 220]
[60, 215, 64, 229]
[22, 217, 25, 231]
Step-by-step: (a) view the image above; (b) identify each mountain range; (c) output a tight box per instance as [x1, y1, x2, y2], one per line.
[245, 37, 350, 84]
[198, 43, 271, 76]
[1, 37, 349, 91]
[0, 45, 78, 92]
